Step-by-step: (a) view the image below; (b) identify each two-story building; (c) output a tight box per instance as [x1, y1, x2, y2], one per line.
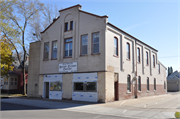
[27, 4, 167, 103]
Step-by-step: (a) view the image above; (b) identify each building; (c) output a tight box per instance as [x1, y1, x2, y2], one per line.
[1, 60, 28, 94]
[27, 4, 167, 102]
[167, 70, 180, 91]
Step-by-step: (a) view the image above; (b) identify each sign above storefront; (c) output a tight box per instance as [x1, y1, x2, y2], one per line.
[59, 62, 77, 73]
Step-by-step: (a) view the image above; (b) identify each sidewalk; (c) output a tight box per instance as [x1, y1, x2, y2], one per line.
[1, 95, 178, 118]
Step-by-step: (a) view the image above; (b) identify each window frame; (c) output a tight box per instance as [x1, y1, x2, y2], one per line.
[85, 82, 97, 92]
[153, 55, 155, 68]
[146, 51, 149, 65]
[70, 21, 73, 30]
[92, 32, 100, 54]
[44, 42, 49, 60]
[138, 76, 141, 91]
[80, 34, 88, 56]
[64, 22, 68, 31]
[147, 77, 149, 91]
[51, 40, 58, 60]
[127, 75, 131, 92]
[137, 48, 140, 63]
[64, 37, 73, 58]
[114, 37, 118, 57]
[127, 43, 130, 60]
[73, 82, 97, 92]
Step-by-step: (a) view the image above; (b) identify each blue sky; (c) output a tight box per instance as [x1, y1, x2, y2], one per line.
[40, 0, 180, 72]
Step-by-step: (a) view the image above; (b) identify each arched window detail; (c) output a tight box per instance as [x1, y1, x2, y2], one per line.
[138, 76, 141, 91]
[137, 48, 140, 63]
[127, 43, 130, 60]
[147, 77, 149, 91]
[127, 75, 131, 92]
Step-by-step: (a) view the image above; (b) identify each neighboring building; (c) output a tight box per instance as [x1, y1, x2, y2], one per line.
[1, 60, 28, 94]
[28, 4, 167, 103]
[167, 70, 180, 91]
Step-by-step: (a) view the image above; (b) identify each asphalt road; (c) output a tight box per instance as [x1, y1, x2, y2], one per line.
[1, 102, 130, 119]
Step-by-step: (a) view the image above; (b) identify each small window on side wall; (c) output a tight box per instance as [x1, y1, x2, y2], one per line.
[147, 77, 149, 91]
[64, 22, 68, 31]
[146, 52, 149, 65]
[154, 78, 156, 90]
[138, 76, 141, 91]
[70, 21, 73, 30]
[127, 43, 130, 60]
[81, 34, 88, 55]
[153, 55, 155, 67]
[92, 32, 99, 54]
[137, 48, 140, 62]
[127, 75, 131, 92]
[52, 41, 57, 59]
[44, 42, 49, 60]
[114, 37, 118, 56]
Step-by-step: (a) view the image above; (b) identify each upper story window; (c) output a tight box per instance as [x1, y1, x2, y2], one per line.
[158, 64, 160, 74]
[114, 37, 118, 56]
[64, 38, 72, 57]
[92, 32, 99, 54]
[44, 42, 49, 60]
[138, 76, 141, 91]
[81, 34, 88, 55]
[127, 75, 131, 92]
[153, 55, 155, 67]
[147, 77, 149, 91]
[146, 52, 149, 65]
[64, 22, 68, 31]
[127, 43, 130, 60]
[70, 21, 73, 30]
[4, 78, 8, 85]
[52, 41, 57, 59]
[137, 48, 140, 63]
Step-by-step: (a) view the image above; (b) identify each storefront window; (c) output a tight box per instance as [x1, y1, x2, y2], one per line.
[74, 82, 83, 91]
[85, 82, 96, 92]
[50, 82, 62, 91]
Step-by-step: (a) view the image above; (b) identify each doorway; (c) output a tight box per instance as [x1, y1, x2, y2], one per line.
[114, 81, 119, 100]
[45, 82, 49, 98]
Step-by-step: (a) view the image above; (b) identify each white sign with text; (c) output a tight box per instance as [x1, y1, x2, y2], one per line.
[59, 62, 77, 73]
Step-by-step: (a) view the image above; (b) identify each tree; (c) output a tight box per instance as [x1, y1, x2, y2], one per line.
[0, 36, 14, 78]
[0, 0, 44, 95]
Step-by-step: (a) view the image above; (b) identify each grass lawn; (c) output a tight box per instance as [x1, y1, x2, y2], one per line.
[0, 93, 27, 97]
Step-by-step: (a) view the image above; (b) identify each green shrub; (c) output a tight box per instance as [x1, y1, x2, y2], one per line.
[175, 112, 180, 118]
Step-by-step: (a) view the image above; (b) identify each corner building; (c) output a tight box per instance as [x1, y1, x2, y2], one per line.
[28, 4, 167, 102]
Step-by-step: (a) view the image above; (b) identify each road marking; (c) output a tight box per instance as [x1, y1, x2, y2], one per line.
[119, 101, 126, 106]
[122, 110, 127, 114]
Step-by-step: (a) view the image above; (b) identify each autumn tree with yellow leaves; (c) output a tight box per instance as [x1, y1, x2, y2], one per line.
[0, 36, 14, 78]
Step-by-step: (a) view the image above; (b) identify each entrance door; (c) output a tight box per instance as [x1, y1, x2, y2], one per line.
[114, 81, 119, 101]
[46, 82, 49, 98]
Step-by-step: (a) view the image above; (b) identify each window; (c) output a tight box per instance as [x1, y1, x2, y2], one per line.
[137, 48, 140, 62]
[127, 75, 131, 92]
[44, 42, 49, 60]
[10, 78, 17, 85]
[70, 21, 73, 30]
[74, 82, 84, 91]
[147, 77, 149, 91]
[4, 78, 8, 85]
[52, 41, 57, 59]
[138, 76, 141, 91]
[11, 78, 14, 85]
[50, 82, 62, 91]
[164, 81, 166, 89]
[127, 43, 130, 59]
[114, 37, 118, 56]
[146, 52, 148, 65]
[154, 78, 156, 90]
[158, 64, 160, 74]
[85, 82, 97, 92]
[92, 32, 99, 54]
[64, 22, 68, 31]
[153, 55, 155, 67]
[81, 34, 88, 55]
[64, 38, 72, 57]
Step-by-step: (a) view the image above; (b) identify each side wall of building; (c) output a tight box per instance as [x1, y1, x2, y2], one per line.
[27, 41, 41, 97]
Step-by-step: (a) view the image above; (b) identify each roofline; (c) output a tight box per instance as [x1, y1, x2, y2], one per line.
[79, 10, 108, 18]
[158, 60, 167, 70]
[40, 16, 60, 34]
[59, 4, 82, 12]
[107, 22, 158, 52]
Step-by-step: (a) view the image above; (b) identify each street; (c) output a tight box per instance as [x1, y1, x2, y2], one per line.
[1, 92, 180, 119]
